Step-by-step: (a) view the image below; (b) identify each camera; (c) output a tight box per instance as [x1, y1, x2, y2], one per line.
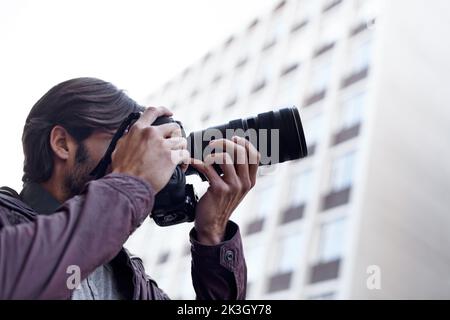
[90, 107, 308, 227]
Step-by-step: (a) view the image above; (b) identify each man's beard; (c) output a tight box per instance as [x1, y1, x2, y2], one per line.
[63, 142, 97, 199]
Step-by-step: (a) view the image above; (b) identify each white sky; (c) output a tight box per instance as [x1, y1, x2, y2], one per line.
[0, 0, 277, 190]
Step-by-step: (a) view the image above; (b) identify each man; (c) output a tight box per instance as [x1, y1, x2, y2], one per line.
[16, 77, 259, 299]
[0, 106, 191, 299]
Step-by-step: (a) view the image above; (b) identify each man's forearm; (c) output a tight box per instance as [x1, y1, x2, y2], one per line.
[190, 221, 247, 300]
[0, 173, 155, 300]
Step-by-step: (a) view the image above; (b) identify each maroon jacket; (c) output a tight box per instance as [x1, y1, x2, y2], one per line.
[0, 174, 247, 300]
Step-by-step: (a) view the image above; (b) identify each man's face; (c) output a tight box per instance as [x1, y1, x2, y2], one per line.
[63, 130, 114, 199]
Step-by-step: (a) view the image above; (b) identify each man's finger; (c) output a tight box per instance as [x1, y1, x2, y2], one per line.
[204, 153, 240, 187]
[209, 139, 247, 166]
[158, 122, 182, 138]
[189, 159, 223, 187]
[170, 149, 191, 166]
[135, 106, 173, 128]
[164, 137, 188, 150]
[233, 136, 260, 186]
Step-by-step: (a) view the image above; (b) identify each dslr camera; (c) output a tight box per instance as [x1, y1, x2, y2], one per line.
[91, 107, 308, 227]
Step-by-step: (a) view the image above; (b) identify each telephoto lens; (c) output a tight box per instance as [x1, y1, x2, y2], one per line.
[187, 107, 308, 171]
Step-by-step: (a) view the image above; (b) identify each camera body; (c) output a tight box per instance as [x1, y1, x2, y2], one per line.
[91, 107, 308, 227]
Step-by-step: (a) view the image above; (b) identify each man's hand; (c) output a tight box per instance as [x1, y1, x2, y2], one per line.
[189, 136, 260, 245]
[111, 107, 189, 193]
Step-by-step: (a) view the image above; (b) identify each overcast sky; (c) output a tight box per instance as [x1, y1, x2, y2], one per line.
[0, 0, 277, 190]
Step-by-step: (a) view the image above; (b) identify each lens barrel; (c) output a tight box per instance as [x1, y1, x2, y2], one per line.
[187, 107, 308, 166]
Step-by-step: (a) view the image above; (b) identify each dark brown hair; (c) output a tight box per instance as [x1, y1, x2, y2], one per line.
[22, 77, 144, 183]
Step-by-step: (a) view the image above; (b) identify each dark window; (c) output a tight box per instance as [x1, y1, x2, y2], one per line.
[235, 57, 248, 69]
[212, 74, 222, 84]
[310, 259, 341, 283]
[307, 144, 317, 157]
[351, 19, 376, 36]
[267, 271, 293, 293]
[248, 19, 259, 30]
[291, 20, 309, 33]
[333, 124, 361, 145]
[322, 0, 343, 13]
[245, 218, 265, 235]
[322, 187, 352, 211]
[281, 204, 305, 224]
[202, 52, 212, 64]
[201, 113, 211, 123]
[263, 39, 277, 51]
[350, 22, 368, 37]
[341, 67, 369, 89]
[190, 89, 199, 99]
[274, 0, 286, 12]
[280, 63, 299, 77]
[157, 252, 170, 264]
[304, 89, 326, 107]
[314, 42, 335, 58]
[224, 36, 235, 47]
[224, 96, 237, 109]
[252, 80, 267, 94]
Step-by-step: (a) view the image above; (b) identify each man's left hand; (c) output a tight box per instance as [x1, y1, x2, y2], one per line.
[189, 136, 260, 245]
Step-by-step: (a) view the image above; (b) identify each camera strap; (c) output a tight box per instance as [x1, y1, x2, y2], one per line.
[89, 112, 141, 180]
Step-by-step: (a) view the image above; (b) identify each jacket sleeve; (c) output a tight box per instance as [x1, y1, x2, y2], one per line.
[190, 221, 247, 300]
[0, 173, 155, 300]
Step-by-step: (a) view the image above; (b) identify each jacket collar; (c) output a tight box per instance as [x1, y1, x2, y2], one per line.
[20, 182, 61, 215]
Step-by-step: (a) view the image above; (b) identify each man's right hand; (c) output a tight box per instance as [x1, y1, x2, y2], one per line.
[111, 107, 190, 193]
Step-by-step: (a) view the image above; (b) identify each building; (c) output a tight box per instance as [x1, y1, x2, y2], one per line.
[125, 0, 450, 299]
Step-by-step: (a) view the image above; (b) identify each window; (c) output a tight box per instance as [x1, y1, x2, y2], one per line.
[206, 76, 226, 112]
[354, 0, 378, 24]
[330, 151, 357, 192]
[266, 233, 303, 293]
[272, 233, 304, 274]
[317, 218, 347, 262]
[304, 112, 324, 151]
[157, 251, 170, 264]
[319, 7, 344, 46]
[242, 19, 261, 59]
[294, 0, 315, 22]
[253, 49, 276, 93]
[226, 66, 246, 107]
[246, 244, 265, 283]
[221, 37, 239, 71]
[348, 37, 372, 75]
[264, 2, 287, 49]
[255, 183, 277, 219]
[339, 91, 366, 131]
[309, 57, 332, 95]
[274, 70, 301, 107]
[308, 291, 337, 300]
[289, 170, 313, 207]
[286, 27, 311, 66]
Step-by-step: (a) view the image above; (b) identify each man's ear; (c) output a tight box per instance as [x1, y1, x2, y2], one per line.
[49, 125, 74, 161]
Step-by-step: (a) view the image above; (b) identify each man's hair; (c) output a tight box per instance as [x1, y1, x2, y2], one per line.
[22, 77, 144, 183]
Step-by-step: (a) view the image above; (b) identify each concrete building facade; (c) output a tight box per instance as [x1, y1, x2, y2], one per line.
[125, 0, 450, 299]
